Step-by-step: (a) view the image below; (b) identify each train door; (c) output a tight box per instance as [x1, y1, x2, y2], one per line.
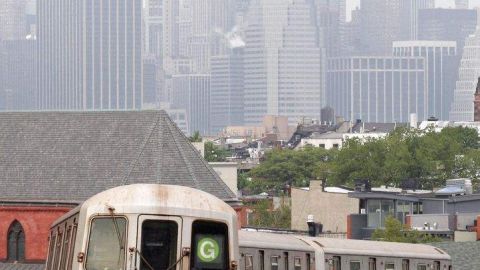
[136, 215, 183, 270]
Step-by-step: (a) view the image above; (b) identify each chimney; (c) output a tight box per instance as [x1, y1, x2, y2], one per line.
[475, 77, 480, 122]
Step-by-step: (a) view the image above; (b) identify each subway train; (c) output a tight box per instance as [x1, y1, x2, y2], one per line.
[44, 184, 451, 270]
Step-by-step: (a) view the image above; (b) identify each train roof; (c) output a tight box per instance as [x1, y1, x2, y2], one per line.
[298, 236, 451, 260]
[238, 231, 314, 252]
[52, 184, 236, 227]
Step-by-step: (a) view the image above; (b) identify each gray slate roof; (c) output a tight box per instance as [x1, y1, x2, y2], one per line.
[430, 241, 480, 270]
[0, 110, 237, 202]
[0, 263, 44, 270]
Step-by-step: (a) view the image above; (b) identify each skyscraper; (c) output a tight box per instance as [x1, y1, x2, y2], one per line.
[210, 48, 244, 134]
[144, 0, 163, 59]
[393, 41, 459, 120]
[450, 27, 480, 121]
[37, 0, 143, 110]
[456, 0, 469, 9]
[327, 56, 427, 123]
[399, 0, 435, 40]
[0, 0, 29, 40]
[244, 0, 323, 125]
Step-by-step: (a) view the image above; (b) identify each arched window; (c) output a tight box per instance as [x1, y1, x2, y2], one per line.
[7, 221, 25, 262]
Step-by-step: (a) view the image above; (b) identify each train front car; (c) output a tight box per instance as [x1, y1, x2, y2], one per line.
[45, 184, 239, 270]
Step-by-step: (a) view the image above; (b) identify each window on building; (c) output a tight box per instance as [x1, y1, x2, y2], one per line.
[367, 200, 394, 228]
[7, 220, 25, 262]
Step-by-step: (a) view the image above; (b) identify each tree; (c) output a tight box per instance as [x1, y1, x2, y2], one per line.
[372, 216, 441, 244]
[204, 141, 230, 162]
[248, 200, 291, 229]
[189, 131, 202, 142]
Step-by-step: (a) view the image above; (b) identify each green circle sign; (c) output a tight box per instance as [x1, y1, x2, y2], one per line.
[197, 237, 220, 262]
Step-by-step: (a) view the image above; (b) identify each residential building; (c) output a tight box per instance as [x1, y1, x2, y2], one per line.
[0, 40, 36, 111]
[37, 0, 143, 110]
[291, 181, 359, 233]
[171, 74, 211, 135]
[327, 56, 427, 123]
[418, 8, 476, 55]
[222, 115, 296, 141]
[244, 0, 323, 125]
[393, 41, 459, 120]
[0, 111, 238, 268]
[450, 26, 480, 121]
[210, 48, 244, 134]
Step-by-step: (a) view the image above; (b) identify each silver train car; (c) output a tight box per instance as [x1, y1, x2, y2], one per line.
[239, 231, 451, 270]
[45, 184, 451, 270]
[45, 184, 239, 270]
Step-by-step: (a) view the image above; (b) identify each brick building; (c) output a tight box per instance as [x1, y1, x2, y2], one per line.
[0, 111, 239, 269]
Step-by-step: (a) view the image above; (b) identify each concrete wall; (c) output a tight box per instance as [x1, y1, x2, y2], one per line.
[291, 181, 358, 233]
[409, 214, 452, 230]
[423, 198, 480, 215]
[210, 162, 238, 195]
[456, 212, 480, 230]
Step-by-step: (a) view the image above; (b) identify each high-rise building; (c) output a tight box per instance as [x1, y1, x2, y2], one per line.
[399, 0, 435, 40]
[0, 0, 29, 40]
[37, 0, 143, 110]
[171, 74, 211, 135]
[418, 8, 477, 55]
[393, 41, 459, 120]
[210, 48, 244, 134]
[327, 56, 427, 123]
[450, 27, 480, 121]
[144, 0, 163, 59]
[456, 0, 469, 9]
[312, 0, 345, 57]
[0, 40, 36, 110]
[244, 0, 323, 125]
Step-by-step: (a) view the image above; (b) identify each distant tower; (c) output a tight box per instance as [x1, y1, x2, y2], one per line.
[474, 78, 480, 122]
[456, 0, 469, 9]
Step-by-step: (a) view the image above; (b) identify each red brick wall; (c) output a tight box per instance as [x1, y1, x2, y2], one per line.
[0, 206, 72, 262]
[233, 206, 249, 228]
[347, 215, 352, 239]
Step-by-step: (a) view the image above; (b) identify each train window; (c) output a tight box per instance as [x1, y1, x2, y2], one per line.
[433, 261, 440, 270]
[271, 256, 279, 270]
[402, 259, 409, 270]
[350, 261, 361, 270]
[294, 257, 301, 270]
[60, 225, 71, 269]
[284, 252, 289, 270]
[67, 222, 78, 270]
[368, 258, 376, 270]
[85, 217, 127, 270]
[329, 256, 341, 270]
[46, 233, 57, 270]
[245, 255, 253, 270]
[306, 254, 312, 270]
[141, 220, 178, 270]
[259, 250, 265, 270]
[191, 220, 229, 270]
[417, 265, 427, 270]
[385, 263, 395, 270]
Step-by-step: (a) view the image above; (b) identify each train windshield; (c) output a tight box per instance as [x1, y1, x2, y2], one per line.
[190, 221, 229, 270]
[85, 217, 127, 270]
[140, 220, 178, 270]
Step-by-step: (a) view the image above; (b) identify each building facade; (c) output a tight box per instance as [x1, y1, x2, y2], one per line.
[244, 0, 323, 125]
[37, 0, 143, 110]
[0, 0, 29, 41]
[327, 56, 427, 122]
[171, 74, 211, 135]
[210, 48, 244, 134]
[393, 41, 459, 120]
[450, 27, 480, 121]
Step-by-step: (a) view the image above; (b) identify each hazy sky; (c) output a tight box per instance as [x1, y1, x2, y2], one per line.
[346, 0, 480, 21]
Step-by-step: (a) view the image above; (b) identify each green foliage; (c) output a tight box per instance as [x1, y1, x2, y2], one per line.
[247, 147, 335, 194]
[248, 200, 291, 229]
[189, 131, 202, 142]
[243, 126, 480, 194]
[204, 141, 231, 162]
[372, 216, 441, 244]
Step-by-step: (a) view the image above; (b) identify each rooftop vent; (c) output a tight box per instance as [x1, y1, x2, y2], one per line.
[435, 178, 472, 196]
[354, 179, 371, 192]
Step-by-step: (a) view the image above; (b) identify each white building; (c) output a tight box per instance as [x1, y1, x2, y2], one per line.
[450, 24, 480, 121]
[244, 0, 323, 126]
